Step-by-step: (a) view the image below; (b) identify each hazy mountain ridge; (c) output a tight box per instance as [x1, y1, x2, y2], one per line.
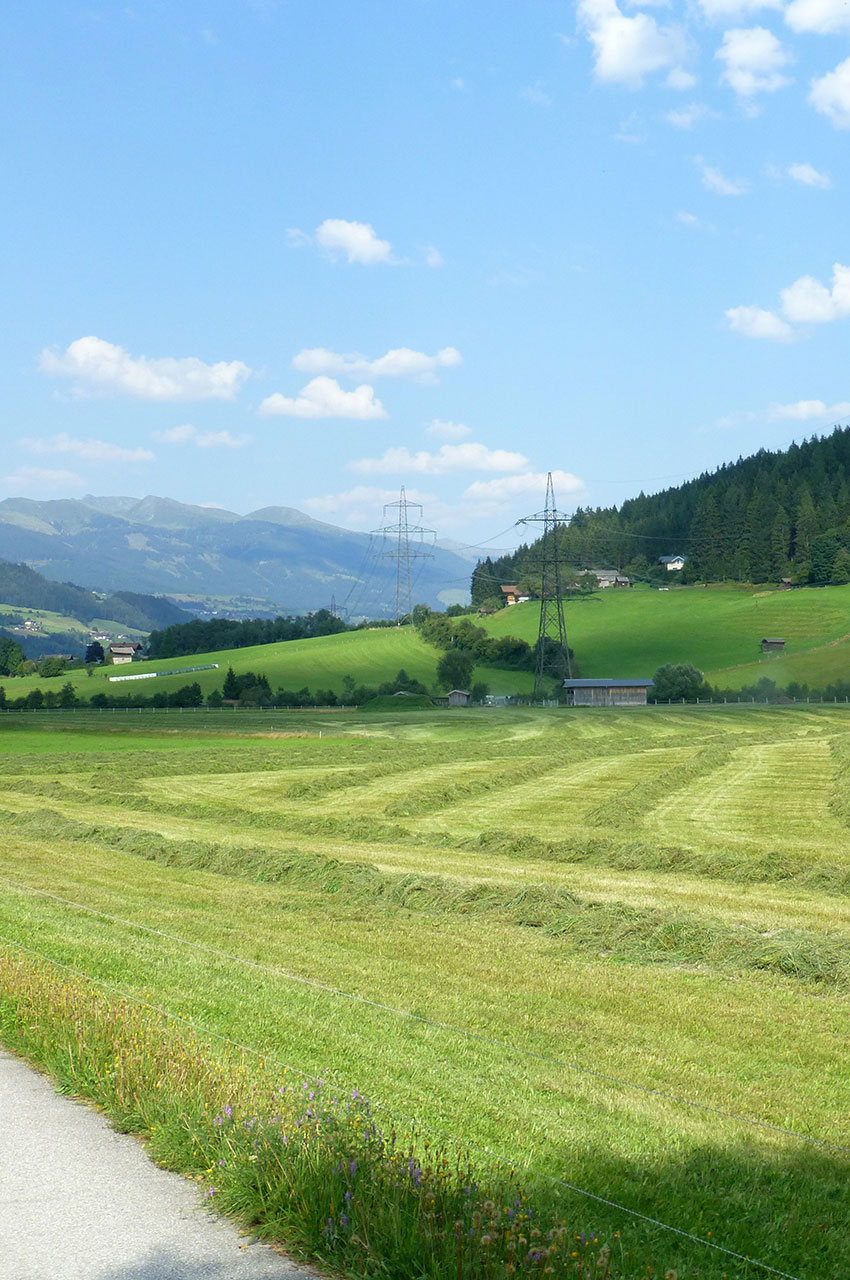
[0, 495, 471, 617]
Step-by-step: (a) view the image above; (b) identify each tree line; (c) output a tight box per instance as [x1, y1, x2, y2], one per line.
[147, 609, 349, 658]
[472, 427, 850, 601]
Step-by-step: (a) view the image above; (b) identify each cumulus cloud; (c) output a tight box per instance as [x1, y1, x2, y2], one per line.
[154, 424, 250, 448]
[2, 466, 82, 493]
[725, 305, 794, 340]
[787, 162, 832, 187]
[424, 245, 444, 268]
[303, 484, 441, 527]
[698, 159, 749, 194]
[349, 443, 529, 476]
[666, 102, 716, 127]
[258, 377, 387, 420]
[19, 433, 154, 463]
[463, 470, 586, 506]
[715, 27, 792, 99]
[40, 336, 250, 402]
[769, 398, 850, 420]
[425, 419, 472, 441]
[726, 263, 850, 340]
[667, 67, 698, 89]
[287, 218, 397, 265]
[786, 0, 850, 33]
[809, 58, 850, 129]
[291, 345, 462, 382]
[780, 263, 850, 323]
[577, 0, 687, 86]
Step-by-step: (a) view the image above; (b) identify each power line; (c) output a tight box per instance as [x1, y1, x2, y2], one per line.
[3, 877, 845, 1157]
[0, 931, 808, 1280]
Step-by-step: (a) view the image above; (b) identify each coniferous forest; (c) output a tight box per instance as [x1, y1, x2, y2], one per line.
[471, 427, 850, 604]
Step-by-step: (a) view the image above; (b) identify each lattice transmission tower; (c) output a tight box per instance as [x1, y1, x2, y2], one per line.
[518, 472, 573, 700]
[371, 487, 436, 624]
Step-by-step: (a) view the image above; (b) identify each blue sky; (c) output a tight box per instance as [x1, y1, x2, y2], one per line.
[3, 0, 849, 548]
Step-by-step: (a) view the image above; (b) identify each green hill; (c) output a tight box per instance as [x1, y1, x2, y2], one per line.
[2, 626, 534, 701]
[478, 583, 850, 688]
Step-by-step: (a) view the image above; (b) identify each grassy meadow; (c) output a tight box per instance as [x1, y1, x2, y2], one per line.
[479, 582, 850, 689]
[0, 704, 848, 1278]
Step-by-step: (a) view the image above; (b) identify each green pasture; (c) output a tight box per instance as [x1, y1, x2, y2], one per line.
[0, 705, 848, 1278]
[0, 601, 147, 641]
[480, 582, 850, 688]
[1, 625, 534, 701]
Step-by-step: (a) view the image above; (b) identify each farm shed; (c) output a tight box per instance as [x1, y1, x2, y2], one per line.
[761, 637, 786, 653]
[447, 689, 471, 706]
[108, 642, 141, 665]
[563, 678, 654, 707]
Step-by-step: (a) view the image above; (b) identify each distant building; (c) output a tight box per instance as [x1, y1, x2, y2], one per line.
[659, 555, 686, 572]
[447, 689, 471, 706]
[108, 642, 142, 665]
[563, 678, 654, 707]
[500, 585, 520, 605]
[761, 637, 786, 653]
[583, 570, 631, 589]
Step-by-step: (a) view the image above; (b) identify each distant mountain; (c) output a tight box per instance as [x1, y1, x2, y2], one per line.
[0, 495, 471, 617]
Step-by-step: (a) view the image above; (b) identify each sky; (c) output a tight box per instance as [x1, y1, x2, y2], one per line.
[2, 0, 849, 551]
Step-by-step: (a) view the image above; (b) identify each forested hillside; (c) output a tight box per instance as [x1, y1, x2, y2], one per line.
[0, 560, 190, 631]
[472, 427, 850, 601]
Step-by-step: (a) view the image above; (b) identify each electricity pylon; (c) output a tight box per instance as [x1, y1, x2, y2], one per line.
[371, 487, 436, 624]
[518, 472, 573, 700]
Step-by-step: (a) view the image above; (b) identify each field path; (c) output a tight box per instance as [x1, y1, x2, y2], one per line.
[0, 1049, 314, 1280]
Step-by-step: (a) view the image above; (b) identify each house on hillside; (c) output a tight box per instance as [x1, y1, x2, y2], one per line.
[108, 642, 141, 665]
[659, 555, 686, 572]
[500, 585, 520, 605]
[583, 570, 631, 589]
[761, 637, 786, 653]
[563, 678, 654, 706]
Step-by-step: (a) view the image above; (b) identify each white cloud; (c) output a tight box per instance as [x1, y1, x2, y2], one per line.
[258, 376, 387, 420]
[349, 443, 529, 476]
[451, 77, 466, 90]
[787, 162, 832, 188]
[726, 263, 850, 340]
[40, 336, 250, 401]
[577, 0, 687, 86]
[463, 470, 586, 506]
[769, 398, 850, 419]
[2, 466, 82, 493]
[698, 159, 749, 194]
[780, 263, 850, 323]
[424, 245, 444, 268]
[677, 210, 716, 231]
[20, 433, 154, 463]
[667, 67, 697, 89]
[786, 0, 850, 33]
[809, 58, 850, 129]
[725, 305, 794, 340]
[426, 419, 472, 441]
[291, 345, 462, 382]
[521, 81, 552, 105]
[154, 424, 250, 448]
[666, 101, 716, 127]
[715, 27, 792, 99]
[698, 0, 782, 19]
[303, 484, 440, 526]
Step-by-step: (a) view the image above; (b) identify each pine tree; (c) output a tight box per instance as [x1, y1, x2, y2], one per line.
[222, 666, 240, 700]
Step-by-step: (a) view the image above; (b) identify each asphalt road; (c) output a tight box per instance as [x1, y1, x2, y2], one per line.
[0, 1049, 315, 1280]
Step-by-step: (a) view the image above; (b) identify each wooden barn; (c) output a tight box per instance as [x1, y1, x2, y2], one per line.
[563, 678, 654, 707]
[761, 637, 786, 653]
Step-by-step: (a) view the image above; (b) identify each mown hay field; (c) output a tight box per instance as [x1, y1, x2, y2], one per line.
[1, 705, 848, 1278]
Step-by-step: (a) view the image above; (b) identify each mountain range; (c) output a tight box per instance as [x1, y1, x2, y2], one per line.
[0, 495, 472, 618]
